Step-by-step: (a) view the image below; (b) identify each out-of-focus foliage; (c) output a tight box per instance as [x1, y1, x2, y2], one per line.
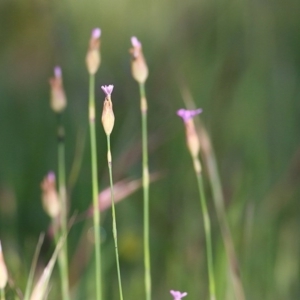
[0, 0, 300, 299]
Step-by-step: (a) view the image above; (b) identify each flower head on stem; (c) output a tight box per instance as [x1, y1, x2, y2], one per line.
[129, 36, 148, 84]
[0, 241, 8, 289]
[170, 290, 188, 300]
[177, 108, 203, 173]
[177, 108, 203, 123]
[49, 66, 67, 113]
[101, 85, 115, 136]
[86, 28, 101, 75]
[41, 172, 61, 219]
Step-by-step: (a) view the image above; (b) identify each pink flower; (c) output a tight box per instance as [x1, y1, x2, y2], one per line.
[92, 28, 101, 39]
[131, 36, 142, 52]
[54, 66, 62, 78]
[170, 290, 188, 300]
[101, 85, 114, 97]
[177, 108, 203, 123]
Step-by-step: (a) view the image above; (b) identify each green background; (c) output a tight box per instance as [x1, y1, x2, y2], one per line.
[0, 0, 300, 299]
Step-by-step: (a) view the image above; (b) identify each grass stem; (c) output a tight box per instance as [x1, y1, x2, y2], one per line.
[195, 166, 216, 300]
[89, 73, 102, 300]
[106, 135, 124, 300]
[0, 288, 5, 300]
[139, 83, 151, 300]
[57, 113, 70, 300]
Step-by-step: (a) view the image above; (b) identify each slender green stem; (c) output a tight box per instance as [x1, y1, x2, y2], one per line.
[205, 149, 245, 300]
[24, 234, 45, 300]
[195, 169, 216, 300]
[89, 74, 102, 300]
[0, 288, 5, 300]
[139, 83, 151, 300]
[106, 135, 124, 300]
[57, 114, 70, 300]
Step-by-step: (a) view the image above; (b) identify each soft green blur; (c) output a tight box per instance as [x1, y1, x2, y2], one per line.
[0, 0, 300, 299]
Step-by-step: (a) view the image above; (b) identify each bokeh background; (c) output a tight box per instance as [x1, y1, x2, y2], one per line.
[0, 0, 300, 299]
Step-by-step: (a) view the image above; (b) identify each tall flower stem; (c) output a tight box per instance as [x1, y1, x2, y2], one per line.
[106, 135, 124, 300]
[57, 113, 70, 300]
[89, 74, 102, 300]
[195, 163, 216, 300]
[139, 82, 151, 300]
[0, 288, 5, 300]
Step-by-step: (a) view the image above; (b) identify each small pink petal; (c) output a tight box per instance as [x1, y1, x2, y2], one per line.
[101, 85, 114, 96]
[177, 108, 203, 122]
[47, 172, 56, 182]
[54, 66, 62, 78]
[170, 290, 188, 300]
[131, 36, 141, 48]
[92, 28, 101, 39]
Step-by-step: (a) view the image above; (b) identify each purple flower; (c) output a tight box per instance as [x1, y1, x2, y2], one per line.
[47, 171, 56, 182]
[92, 28, 101, 39]
[54, 66, 62, 78]
[177, 108, 203, 123]
[131, 36, 141, 48]
[101, 85, 114, 97]
[170, 290, 188, 300]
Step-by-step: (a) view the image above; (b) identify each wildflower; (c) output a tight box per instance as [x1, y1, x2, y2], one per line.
[177, 108, 202, 158]
[49, 66, 67, 113]
[177, 108, 203, 173]
[177, 108, 202, 123]
[170, 290, 188, 300]
[0, 241, 8, 289]
[129, 36, 148, 84]
[101, 85, 115, 136]
[41, 172, 61, 219]
[86, 28, 101, 75]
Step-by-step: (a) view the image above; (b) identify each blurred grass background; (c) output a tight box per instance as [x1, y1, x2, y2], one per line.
[0, 0, 300, 299]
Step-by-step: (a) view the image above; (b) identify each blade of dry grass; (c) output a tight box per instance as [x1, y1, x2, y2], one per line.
[180, 83, 246, 300]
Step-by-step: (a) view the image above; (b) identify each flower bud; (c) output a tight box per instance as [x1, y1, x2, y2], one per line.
[101, 85, 115, 136]
[129, 36, 148, 84]
[41, 172, 61, 219]
[86, 28, 101, 75]
[49, 66, 67, 113]
[185, 118, 200, 159]
[0, 241, 8, 289]
[177, 108, 203, 172]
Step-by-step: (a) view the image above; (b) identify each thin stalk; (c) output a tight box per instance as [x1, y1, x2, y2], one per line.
[89, 74, 102, 300]
[106, 135, 124, 300]
[57, 114, 69, 300]
[204, 149, 245, 300]
[139, 83, 151, 300]
[195, 167, 216, 300]
[24, 234, 45, 300]
[0, 288, 5, 300]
